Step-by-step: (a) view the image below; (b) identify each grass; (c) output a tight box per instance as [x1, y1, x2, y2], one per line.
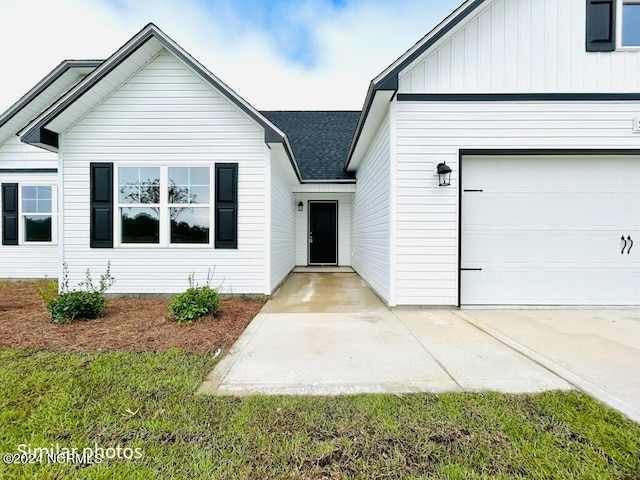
[1, 349, 639, 479]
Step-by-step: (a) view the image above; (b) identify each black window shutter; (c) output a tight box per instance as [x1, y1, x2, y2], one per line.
[90, 163, 113, 248]
[215, 163, 238, 249]
[586, 0, 616, 51]
[1, 183, 18, 245]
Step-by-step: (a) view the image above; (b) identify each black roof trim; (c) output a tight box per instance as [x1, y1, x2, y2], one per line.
[398, 93, 640, 102]
[346, 0, 486, 169]
[0, 168, 57, 173]
[20, 24, 300, 181]
[0, 60, 102, 132]
[460, 148, 640, 156]
[156, 28, 290, 150]
[21, 127, 59, 150]
[21, 28, 159, 149]
[375, 0, 486, 90]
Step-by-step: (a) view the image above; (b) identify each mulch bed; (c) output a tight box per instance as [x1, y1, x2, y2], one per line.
[0, 281, 265, 354]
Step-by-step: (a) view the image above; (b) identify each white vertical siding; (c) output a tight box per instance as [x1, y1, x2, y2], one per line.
[395, 100, 640, 305]
[61, 50, 269, 294]
[0, 171, 58, 279]
[269, 149, 297, 291]
[0, 136, 57, 169]
[295, 192, 352, 266]
[351, 114, 390, 303]
[399, 0, 640, 94]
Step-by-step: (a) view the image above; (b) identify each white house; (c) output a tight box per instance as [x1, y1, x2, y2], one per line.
[2, 0, 640, 306]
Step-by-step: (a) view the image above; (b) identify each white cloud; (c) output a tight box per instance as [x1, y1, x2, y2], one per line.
[0, 0, 461, 114]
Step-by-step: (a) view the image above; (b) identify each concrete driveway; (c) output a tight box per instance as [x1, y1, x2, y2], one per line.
[458, 310, 640, 422]
[199, 272, 569, 396]
[199, 272, 640, 421]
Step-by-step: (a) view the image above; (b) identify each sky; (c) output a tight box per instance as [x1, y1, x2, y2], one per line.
[0, 0, 462, 114]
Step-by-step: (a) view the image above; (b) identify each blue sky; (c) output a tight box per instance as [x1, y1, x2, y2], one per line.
[0, 0, 461, 112]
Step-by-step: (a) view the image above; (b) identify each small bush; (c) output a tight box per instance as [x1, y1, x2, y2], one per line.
[169, 272, 220, 323]
[49, 291, 106, 323]
[45, 262, 115, 323]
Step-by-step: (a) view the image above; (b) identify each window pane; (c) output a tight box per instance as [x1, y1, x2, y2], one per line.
[168, 183, 194, 204]
[118, 167, 160, 204]
[170, 207, 210, 244]
[189, 185, 210, 204]
[623, 4, 640, 46]
[121, 207, 160, 243]
[168, 167, 210, 204]
[38, 199, 52, 213]
[22, 199, 37, 213]
[168, 167, 189, 185]
[119, 185, 139, 203]
[118, 167, 140, 186]
[24, 216, 52, 242]
[22, 186, 37, 199]
[37, 186, 52, 200]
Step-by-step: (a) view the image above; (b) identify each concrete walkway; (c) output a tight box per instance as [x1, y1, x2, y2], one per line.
[199, 273, 569, 396]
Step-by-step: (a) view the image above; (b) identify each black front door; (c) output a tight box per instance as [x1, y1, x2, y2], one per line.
[309, 201, 338, 265]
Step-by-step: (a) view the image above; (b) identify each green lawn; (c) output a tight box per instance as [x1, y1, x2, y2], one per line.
[1, 349, 638, 479]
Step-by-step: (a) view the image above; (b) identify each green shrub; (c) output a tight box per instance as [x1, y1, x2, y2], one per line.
[49, 291, 106, 323]
[45, 262, 115, 323]
[169, 272, 220, 323]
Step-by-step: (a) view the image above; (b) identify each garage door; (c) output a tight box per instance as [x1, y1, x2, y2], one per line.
[461, 155, 640, 305]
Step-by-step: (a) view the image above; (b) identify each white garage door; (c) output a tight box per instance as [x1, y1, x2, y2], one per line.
[461, 155, 640, 306]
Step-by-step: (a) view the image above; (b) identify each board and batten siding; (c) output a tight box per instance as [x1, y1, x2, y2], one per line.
[294, 192, 352, 267]
[399, 0, 640, 94]
[0, 171, 58, 278]
[269, 150, 297, 291]
[350, 113, 391, 303]
[60, 49, 269, 294]
[395, 99, 640, 305]
[0, 136, 57, 169]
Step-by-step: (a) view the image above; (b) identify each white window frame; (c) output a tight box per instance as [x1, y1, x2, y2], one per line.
[617, 0, 640, 50]
[114, 164, 214, 248]
[19, 184, 57, 245]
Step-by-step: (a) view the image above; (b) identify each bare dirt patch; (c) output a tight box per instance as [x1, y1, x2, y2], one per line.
[0, 281, 264, 353]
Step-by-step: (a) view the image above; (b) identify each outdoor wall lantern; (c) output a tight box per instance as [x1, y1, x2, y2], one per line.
[437, 162, 452, 186]
[297, 201, 304, 212]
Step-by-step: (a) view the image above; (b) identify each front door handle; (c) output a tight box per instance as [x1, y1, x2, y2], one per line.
[622, 235, 627, 255]
[628, 236, 634, 254]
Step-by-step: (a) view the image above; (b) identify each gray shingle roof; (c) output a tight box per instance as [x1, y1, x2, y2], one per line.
[261, 111, 360, 181]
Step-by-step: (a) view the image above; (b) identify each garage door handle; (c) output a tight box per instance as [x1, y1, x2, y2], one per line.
[628, 236, 634, 255]
[621, 235, 628, 255]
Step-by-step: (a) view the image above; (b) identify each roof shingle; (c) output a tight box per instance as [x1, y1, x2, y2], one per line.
[261, 111, 360, 181]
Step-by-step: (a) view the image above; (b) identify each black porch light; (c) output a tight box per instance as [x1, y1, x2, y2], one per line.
[297, 201, 304, 212]
[437, 162, 452, 186]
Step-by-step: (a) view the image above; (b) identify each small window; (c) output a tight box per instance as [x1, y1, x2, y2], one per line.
[118, 167, 160, 244]
[21, 186, 53, 242]
[622, 2, 640, 46]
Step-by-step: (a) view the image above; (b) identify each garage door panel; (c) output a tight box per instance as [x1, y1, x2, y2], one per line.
[461, 155, 640, 306]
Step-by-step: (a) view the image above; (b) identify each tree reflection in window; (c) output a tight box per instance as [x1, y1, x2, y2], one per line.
[169, 167, 209, 244]
[118, 167, 210, 245]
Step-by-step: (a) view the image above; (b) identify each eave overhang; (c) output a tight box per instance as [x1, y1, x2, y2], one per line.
[345, 0, 486, 170]
[20, 23, 303, 182]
